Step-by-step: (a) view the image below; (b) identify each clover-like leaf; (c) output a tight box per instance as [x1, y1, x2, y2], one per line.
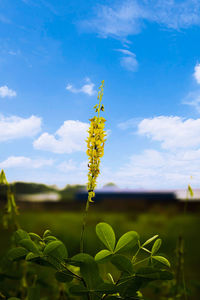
[151, 238, 162, 255]
[142, 235, 159, 247]
[55, 270, 73, 282]
[14, 229, 30, 244]
[111, 254, 134, 274]
[29, 233, 42, 242]
[95, 249, 112, 263]
[71, 253, 102, 289]
[19, 239, 40, 254]
[96, 222, 116, 252]
[43, 240, 68, 260]
[115, 231, 139, 253]
[7, 247, 28, 261]
[152, 256, 171, 267]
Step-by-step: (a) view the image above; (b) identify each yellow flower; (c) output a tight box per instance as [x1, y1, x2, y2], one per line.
[86, 80, 106, 202]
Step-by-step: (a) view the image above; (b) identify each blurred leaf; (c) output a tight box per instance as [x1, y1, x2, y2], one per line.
[141, 247, 151, 254]
[69, 283, 118, 296]
[142, 235, 159, 247]
[95, 249, 112, 263]
[43, 240, 68, 261]
[43, 230, 52, 238]
[188, 184, 194, 197]
[152, 256, 171, 267]
[8, 298, 22, 300]
[0, 169, 8, 184]
[43, 236, 57, 243]
[95, 283, 118, 293]
[96, 222, 116, 252]
[55, 270, 73, 282]
[136, 267, 172, 279]
[115, 231, 139, 253]
[27, 286, 40, 300]
[29, 233, 42, 241]
[69, 284, 88, 295]
[71, 253, 102, 289]
[19, 239, 39, 254]
[7, 247, 28, 261]
[111, 254, 134, 274]
[14, 229, 30, 243]
[151, 238, 162, 255]
[26, 252, 40, 261]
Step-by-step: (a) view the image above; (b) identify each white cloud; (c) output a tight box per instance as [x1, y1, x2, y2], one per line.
[118, 117, 143, 130]
[183, 63, 200, 111]
[115, 148, 200, 189]
[66, 78, 96, 96]
[194, 63, 200, 84]
[116, 49, 138, 71]
[138, 116, 200, 149]
[183, 90, 200, 112]
[57, 159, 87, 172]
[0, 86, 16, 98]
[81, 1, 200, 40]
[0, 156, 53, 169]
[0, 115, 42, 141]
[34, 120, 89, 154]
[112, 115, 200, 188]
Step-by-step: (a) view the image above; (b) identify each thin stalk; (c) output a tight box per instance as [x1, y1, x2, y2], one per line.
[132, 257, 150, 266]
[131, 244, 141, 263]
[80, 198, 90, 253]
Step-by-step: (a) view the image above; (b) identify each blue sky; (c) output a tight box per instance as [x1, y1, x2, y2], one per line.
[1, 0, 200, 189]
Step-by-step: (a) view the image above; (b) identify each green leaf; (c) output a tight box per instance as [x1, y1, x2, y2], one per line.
[25, 252, 40, 261]
[111, 254, 134, 274]
[43, 229, 52, 238]
[69, 283, 118, 296]
[19, 239, 39, 254]
[8, 298, 22, 300]
[142, 235, 159, 247]
[55, 270, 73, 282]
[136, 267, 172, 280]
[95, 249, 112, 263]
[0, 169, 8, 184]
[43, 236, 57, 243]
[152, 256, 171, 267]
[103, 297, 122, 300]
[14, 229, 30, 243]
[69, 284, 88, 295]
[151, 238, 162, 255]
[27, 286, 40, 300]
[26, 253, 57, 268]
[115, 231, 139, 253]
[43, 240, 68, 260]
[71, 253, 102, 289]
[95, 283, 118, 293]
[141, 247, 151, 254]
[7, 247, 28, 261]
[96, 222, 116, 252]
[188, 184, 193, 197]
[29, 233, 42, 241]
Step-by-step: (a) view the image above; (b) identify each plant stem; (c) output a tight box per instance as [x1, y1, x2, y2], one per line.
[80, 198, 90, 253]
[131, 245, 141, 263]
[132, 257, 150, 266]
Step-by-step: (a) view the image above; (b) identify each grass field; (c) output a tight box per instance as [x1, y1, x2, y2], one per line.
[0, 204, 199, 300]
[1, 207, 199, 299]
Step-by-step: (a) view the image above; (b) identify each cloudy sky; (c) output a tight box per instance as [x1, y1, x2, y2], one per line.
[1, 0, 200, 189]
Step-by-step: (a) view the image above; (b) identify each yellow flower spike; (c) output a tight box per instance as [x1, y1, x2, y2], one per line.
[86, 81, 106, 202]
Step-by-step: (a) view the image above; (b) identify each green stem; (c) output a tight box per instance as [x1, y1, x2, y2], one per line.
[131, 245, 141, 263]
[80, 198, 90, 253]
[132, 257, 150, 266]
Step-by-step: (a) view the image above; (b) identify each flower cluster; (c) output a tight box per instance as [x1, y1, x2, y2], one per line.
[86, 81, 106, 202]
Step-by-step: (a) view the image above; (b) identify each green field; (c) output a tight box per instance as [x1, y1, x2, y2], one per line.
[1, 208, 199, 299]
